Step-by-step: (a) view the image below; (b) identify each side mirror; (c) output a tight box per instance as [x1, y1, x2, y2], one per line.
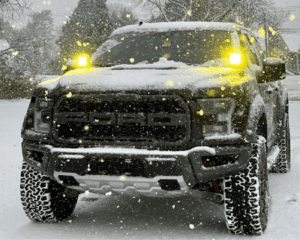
[262, 58, 286, 82]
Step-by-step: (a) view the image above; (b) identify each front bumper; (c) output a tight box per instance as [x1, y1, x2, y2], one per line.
[22, 142, 251, 197]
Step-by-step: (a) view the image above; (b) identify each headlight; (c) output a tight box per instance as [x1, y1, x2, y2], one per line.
[196, 98, 235, 136]
[34, 98, 52, 133]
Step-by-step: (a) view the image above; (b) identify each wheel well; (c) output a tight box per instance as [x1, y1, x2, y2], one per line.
[256, 114, 268, 141]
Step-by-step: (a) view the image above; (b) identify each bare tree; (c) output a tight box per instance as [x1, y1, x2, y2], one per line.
[132, 0, 192, 22]
[0, 0, 31, 20]
[133, 0, 289, 30]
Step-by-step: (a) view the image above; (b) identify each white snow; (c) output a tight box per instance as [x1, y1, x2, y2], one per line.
[45, 145, 216, 157]
[204, 133, 241, 141]
[0, 75, 300, 239]
[145, 157, 176, 162]
[264, 58, 285, 65]
[281, 33, 300, 53]
[58, 154, 85, 159]
[91, 39, 122, 62]
[38, 61, 251, 93]
[0, 39, 10, 52]
[111, 22, 244, 36]
[267, 145, 280, 170]
[110, 57, 187, 69]
[24, 129, 48, 137]
[34, 75, 61, 84]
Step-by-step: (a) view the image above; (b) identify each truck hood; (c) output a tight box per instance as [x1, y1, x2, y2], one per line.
[39, 60, 252, 96]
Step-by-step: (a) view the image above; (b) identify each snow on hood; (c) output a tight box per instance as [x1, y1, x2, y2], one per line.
[39, 58, 252, 94]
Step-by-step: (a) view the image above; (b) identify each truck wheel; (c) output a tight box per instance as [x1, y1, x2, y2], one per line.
[223, 136, 269, 235]
[20, 162, 78, 222]
[271, 112, 291, 173]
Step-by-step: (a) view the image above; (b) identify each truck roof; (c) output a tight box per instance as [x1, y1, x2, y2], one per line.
[111, 22, 247, 36]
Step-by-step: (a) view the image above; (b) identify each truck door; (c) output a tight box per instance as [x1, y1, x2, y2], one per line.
[240, 33, 276, 146]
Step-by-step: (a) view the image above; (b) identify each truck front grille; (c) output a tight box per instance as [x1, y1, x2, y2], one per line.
[53, 94, 190, 146]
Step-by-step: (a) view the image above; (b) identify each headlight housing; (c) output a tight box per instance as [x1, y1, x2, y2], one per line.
[196, 98, 235, 136]
[34, 98, 52, 133]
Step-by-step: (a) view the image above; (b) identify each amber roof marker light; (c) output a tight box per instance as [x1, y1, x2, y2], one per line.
[77, 56, 88, 67]
[75, 54, 91, 68]
[230, 53, 242, 65]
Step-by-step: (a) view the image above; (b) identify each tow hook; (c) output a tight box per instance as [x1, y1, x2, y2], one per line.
[186, 190, 224, 205]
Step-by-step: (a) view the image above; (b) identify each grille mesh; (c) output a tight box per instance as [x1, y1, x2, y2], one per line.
[53, 95, 189, 145]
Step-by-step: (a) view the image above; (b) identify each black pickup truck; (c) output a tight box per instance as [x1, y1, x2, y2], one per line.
[20, 22, 290, 235]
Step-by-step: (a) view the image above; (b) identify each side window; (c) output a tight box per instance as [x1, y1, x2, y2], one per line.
[247, 34, 264, 66]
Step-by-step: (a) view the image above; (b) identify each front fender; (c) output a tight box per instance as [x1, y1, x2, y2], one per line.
[245, 94, 266, 139]
[276, 82, 289, 139]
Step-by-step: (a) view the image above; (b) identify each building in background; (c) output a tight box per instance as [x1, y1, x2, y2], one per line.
[0, 39, 12, 66]
[255, 28, 300, 75]
[281, 28, 300, 75]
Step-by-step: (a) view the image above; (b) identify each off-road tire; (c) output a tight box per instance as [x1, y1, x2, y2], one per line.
[271, 112, 291, 173]
[223, 136, 269, 235]
[20, 162, 78, 222]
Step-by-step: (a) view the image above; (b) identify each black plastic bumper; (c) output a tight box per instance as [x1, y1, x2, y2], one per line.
[22, 141, 251, 187]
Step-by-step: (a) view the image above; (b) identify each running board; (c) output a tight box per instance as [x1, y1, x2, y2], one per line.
[186, 190, 224, 205]
[267, 145, 280, 171]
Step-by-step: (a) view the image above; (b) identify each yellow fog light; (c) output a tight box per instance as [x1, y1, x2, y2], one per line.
[230, 53, 242, 65]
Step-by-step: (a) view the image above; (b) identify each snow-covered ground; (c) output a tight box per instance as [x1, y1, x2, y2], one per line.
[0, 75, 300, 239]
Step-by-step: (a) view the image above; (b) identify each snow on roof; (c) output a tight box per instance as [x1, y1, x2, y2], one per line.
[0, 39, 10, 52]
[111, 22, 246, 36]
[281, 33, 300, 52]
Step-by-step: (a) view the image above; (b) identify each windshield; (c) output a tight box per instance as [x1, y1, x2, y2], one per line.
[92, 30, 233, 66]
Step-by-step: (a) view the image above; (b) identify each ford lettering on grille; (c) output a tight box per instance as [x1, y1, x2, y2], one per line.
[53, 94, 191, 146]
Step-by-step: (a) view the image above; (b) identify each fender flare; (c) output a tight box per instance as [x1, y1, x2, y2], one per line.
[277, 83, 289, 138]
[245, 94, 267, 138]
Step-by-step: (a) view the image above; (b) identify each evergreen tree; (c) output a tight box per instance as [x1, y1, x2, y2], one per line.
[0, 11, 54, 98]
[108, 4, 138, 29]
[17, 10, 57, 75]
[57, 0, 112, 66]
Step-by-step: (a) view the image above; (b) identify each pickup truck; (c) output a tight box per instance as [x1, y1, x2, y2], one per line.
[20, 22, 290, 235]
